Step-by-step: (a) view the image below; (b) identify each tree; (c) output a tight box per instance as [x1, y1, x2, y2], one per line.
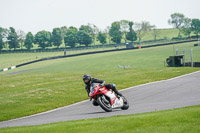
[151, 25, 160, 40]
[105, 26, 111, 44]
[0, 27, 5, 50]
[64, 26, 78, 48]
[0, 28, 9, 50]
[88, 24, 99, 45]
[76, 30, 92, 46]
[97, 32, 107, 44]
[79, 25, 93, 34]
[109, 21, 122, 44]
[7, 27, 19, 50]
[24, 32, 34, 50]
[120, 20, 129, 43]
[0, 36, 3, 50]
[51, 28, 62, 48]
[17, 30, 26, 49]
[34, 30, 51, 49]
[79, 24, 98, 45]
[191, 19, 200, 37]
[60, 26, 68, 39]
[168, 13, 185, 37]
[181, 18, 192, 37]
[126, 21, 137, 42]
[134, 21, 153, 43]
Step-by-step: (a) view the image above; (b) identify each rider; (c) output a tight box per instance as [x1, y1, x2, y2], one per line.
[83, 74, 123, 105]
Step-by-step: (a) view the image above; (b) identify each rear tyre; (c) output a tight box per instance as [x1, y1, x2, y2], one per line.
[121, 96, 129, 110]
[97, 96, 112, 112]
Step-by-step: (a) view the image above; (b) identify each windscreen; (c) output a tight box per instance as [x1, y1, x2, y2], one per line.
[90, 83, 99, 92]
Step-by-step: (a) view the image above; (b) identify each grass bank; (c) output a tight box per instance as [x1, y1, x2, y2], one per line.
[1, 105, 200, 133]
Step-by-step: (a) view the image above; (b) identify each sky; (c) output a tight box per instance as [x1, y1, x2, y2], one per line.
[0, 0, 200, 34]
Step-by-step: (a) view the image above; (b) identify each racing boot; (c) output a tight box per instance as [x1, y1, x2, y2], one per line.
[114, 89, 122, 98]
[111, 84, 123, 98]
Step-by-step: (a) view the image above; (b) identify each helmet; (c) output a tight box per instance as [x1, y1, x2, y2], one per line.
[83, 74, 91, 84]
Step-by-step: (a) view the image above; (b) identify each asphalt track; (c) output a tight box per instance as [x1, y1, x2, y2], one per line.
[0, 71, 200, 128]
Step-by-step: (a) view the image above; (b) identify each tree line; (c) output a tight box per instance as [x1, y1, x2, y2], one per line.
[0, 13, 200, 51]
[168, 13, 200, 38]
[0, 21, 137, 50]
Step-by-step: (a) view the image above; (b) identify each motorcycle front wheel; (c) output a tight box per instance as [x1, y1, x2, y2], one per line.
[97, 96, 112, 112]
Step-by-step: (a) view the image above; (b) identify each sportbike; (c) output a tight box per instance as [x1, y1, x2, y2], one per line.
[89, 83, 129, 112]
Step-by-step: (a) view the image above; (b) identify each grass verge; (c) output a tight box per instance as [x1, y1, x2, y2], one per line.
[0, 105, 200, 133]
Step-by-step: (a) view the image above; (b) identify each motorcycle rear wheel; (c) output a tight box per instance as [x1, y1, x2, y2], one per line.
[97, 96, 112, 112]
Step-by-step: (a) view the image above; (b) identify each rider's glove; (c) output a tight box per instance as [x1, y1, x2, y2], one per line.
[99, 82, 105, 88]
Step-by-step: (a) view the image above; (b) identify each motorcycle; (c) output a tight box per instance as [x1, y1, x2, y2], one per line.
[89, 83, 129, 112]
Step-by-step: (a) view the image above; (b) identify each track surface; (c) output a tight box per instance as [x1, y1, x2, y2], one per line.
[0, 71, 200, 128]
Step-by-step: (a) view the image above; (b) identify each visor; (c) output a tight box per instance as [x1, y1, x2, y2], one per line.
[84, 79, 89, 84]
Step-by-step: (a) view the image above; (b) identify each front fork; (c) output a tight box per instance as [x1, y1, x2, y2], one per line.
[97, 95, 110, 104]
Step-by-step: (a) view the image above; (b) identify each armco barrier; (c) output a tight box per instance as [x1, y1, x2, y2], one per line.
[0, 40, 198, 72]
[0, 66, 16, 72]
[15, 47, 136, 68]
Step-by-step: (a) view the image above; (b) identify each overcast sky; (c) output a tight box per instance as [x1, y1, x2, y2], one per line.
[1, 0, 200, 34]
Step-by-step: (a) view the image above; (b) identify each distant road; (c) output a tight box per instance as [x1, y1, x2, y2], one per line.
[0, 71, 200, 128]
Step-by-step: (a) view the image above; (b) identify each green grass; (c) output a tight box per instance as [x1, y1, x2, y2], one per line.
[111, 28, 194, 44]
[125, 28, 195, 44]
[0, 47, 122, 69]
[0, 41, 200, 122]
[140, 28, 179, 41]
[1, 105, 200, 133]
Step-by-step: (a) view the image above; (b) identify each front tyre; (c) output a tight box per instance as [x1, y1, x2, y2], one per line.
[121, 96, 129, 110]
[97, 96, 112, 112]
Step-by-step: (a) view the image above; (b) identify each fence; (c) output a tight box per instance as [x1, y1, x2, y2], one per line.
[0, 43, 126, 54]
[1, 37, 198, 54]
